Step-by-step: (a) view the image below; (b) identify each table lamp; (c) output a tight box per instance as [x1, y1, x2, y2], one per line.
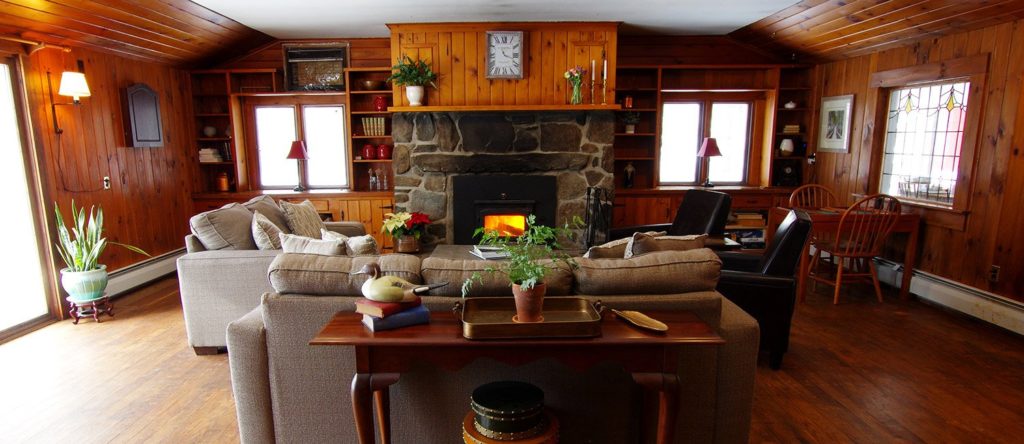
[697, 137, 722, 188]
[286, 140, 308, 192]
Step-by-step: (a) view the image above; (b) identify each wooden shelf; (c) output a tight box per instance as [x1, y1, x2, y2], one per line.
[388, 104, 622, 112]
[350, 90, 393, 95]
[615, 156, 656, 161]
[353, 159, 394, 163]
[197, 137, 231, 142]
[779, 87, 812, 91]
[776, 132, 806, 136]
[777, 108, 809, 111]
[615, 132, 656, 136]
[352, 135, 392, 139]
[231, 91, 346, 97]
[617, 108, 657, 112]
[351, 110, 392, 115]
[615, 87, 658, 92]
[195, 113, 230, 117]
[199, 161, 234, 166]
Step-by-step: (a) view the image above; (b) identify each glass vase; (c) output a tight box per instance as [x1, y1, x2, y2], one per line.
[570, 81, 583, 105]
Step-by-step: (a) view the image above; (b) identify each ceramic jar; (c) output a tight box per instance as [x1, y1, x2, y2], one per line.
[373, 95, 388, 112]
[377, 144, 392, 160]
[362, 144, 378, 160]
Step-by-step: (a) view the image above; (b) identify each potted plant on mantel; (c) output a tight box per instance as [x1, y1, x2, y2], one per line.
[462, 215, 583, 323]
[387, 55, 438, 107]
[54, 202, 149, 302]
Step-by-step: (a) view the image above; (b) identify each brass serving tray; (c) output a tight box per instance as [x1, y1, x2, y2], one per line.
[454, 297, 602, 340]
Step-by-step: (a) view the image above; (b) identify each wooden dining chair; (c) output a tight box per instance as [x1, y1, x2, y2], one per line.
[806, 194, 901, 304]
[788, 184, 838, 209]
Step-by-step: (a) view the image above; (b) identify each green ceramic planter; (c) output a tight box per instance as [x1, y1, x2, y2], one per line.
[60, 265, 108, 302]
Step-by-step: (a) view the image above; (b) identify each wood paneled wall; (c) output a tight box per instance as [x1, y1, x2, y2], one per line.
[813, 20, 1024, 300]
[388, 22, 618, 107]
[217, 38, 391, 70]
[22, 46, 196, 272]
[617, 35, 786, 66]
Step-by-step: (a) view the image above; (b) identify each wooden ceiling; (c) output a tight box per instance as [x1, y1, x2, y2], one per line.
[731, 0, 1024, 61]
[0, 0, 273, 67]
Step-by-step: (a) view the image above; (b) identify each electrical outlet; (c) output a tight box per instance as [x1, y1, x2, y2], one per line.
[989, 265, 1001, 282]
[103, 176, 111, 190]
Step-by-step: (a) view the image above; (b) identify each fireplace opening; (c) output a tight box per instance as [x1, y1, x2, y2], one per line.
[453, 175, 556, 245]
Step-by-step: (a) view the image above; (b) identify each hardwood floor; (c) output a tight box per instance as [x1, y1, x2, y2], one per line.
[1, 275, 1021, 443]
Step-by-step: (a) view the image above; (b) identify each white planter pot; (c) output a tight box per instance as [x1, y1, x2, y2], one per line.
[61, 265, 108, 302]
[406, 85, 425, 106]
[625, 124, 636, 134]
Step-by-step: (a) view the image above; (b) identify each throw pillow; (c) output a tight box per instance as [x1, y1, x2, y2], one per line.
[280, 200, 325, 238]
[322, 229, 380, 256]
[242, 195, 290, 234]
[188, 203, 257, 250]
[279, 233, 346, 256]
[252, 211, 283, 250]
[583, 231, 667, 258]
[624, 232, 707, 258]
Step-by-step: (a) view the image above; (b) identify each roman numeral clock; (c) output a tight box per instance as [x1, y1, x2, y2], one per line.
[486, 31, 525, 79]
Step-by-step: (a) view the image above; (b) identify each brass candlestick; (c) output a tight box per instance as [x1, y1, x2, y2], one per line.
[590, 80, 596, 105]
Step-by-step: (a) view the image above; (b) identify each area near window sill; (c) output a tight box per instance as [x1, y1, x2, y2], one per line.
[615, 185, 794, 196]
[853, 193, 969, 231]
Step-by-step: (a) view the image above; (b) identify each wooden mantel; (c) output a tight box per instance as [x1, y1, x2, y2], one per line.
[388, 22, 619, 109]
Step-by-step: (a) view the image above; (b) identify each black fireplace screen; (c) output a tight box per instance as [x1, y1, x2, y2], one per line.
[452, 175, 556, 245]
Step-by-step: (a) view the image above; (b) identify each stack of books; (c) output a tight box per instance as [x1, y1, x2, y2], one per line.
[782, 124, 801, 134]
[470, 245, 510, 260]
[198, 148, 224, 163]
[361, 117, 387, 136]
[356, 296, 430, 332]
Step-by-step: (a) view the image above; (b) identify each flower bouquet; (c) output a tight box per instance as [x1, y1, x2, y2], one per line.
[564, 66, 587, 105]
[381, 211, 431, 253]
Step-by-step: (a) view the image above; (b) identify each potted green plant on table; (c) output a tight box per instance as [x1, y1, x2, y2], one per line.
[622, 111, 641, 134]
[381, 211, 432, 253]
[53, 202, 149, 302]
[387, 55, 438, 106]
[462, 215, 583, 323]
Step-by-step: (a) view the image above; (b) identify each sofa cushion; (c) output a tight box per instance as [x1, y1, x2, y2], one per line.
[624, 233, 707, 258]
[574, 249, 721, 295]
[280, 200, 325, 238]
[584, 231, 666, 258]
[280, 233, 346, 256]
[420, 257, 573, 296]
[243, 195, 291, 234]
[268, 253, 422, 296]
[188, 203, 257, 250]
[252, 211, 284, 250]
[321, 229, 380, 256]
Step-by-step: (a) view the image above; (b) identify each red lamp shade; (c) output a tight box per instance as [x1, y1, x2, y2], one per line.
[696, 137, 722, 158]
[286, 140, 308, 160]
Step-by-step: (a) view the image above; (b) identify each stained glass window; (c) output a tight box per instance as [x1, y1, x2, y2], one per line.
[880, 80, 969, 206]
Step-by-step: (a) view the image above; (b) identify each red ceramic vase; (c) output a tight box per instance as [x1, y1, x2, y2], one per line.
[361, 144, 378, 160]
[373, 95, 388, 112]
[377, 144, 392, 160]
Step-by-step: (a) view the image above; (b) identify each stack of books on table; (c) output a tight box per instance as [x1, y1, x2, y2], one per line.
[198, 148, 224, 163]
[356, 296, 429, 332]
[470, 245, 510, 260]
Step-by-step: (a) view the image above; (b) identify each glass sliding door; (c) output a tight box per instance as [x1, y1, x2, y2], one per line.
[0, 58, 51, 333]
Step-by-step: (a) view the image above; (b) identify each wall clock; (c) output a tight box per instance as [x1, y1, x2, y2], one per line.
[486, 31, 525, 79]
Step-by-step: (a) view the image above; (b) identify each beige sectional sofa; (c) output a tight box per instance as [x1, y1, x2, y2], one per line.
[227, 249, 759, 443]
[176, 195, 367, 354]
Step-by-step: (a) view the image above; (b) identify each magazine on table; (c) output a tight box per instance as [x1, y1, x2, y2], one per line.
[470, 245, 510, 260]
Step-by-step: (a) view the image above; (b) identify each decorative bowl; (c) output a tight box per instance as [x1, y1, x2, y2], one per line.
[361, 80, 385, 91]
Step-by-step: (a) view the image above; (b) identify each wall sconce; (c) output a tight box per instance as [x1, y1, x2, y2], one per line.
[47, 59, 91, 134]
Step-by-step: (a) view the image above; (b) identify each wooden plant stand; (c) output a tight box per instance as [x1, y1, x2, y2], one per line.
[67, 295, 113, 324]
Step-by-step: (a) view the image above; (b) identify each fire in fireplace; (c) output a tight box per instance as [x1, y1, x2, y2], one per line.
[483, 214, 527, 237]
[453, 175, 557, 245]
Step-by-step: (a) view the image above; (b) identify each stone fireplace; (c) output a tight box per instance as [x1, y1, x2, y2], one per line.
[391, 110, 615, 247]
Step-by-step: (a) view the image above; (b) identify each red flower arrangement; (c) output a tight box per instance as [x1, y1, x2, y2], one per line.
[381, 211, 432, 239]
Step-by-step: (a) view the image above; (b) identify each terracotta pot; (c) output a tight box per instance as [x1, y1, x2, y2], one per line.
[362, 144, 378, 160]
[512, 282, 546, 323]
[395, 234, 420, 253]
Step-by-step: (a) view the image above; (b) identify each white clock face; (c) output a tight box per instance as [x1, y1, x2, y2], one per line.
[487, 31, 524, 79]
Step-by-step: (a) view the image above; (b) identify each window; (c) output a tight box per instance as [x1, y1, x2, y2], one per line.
[660, 97, 752, 185]
[245, 96, 348, 189]
[880, 80, 969, 207]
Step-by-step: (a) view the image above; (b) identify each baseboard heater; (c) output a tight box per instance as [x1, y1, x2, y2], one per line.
[105, 248, 184, 298]
[874, 257, 1024, 336]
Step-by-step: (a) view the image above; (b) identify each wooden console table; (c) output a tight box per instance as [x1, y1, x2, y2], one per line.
[311, 310, 723, 444]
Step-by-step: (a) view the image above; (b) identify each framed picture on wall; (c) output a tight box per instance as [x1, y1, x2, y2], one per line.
[818, 94, 854, 153]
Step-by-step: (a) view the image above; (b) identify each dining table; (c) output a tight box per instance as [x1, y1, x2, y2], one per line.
[766, 206, 922, 301]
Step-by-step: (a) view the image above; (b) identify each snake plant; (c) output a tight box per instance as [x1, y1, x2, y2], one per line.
[54, 202, 149, 272]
